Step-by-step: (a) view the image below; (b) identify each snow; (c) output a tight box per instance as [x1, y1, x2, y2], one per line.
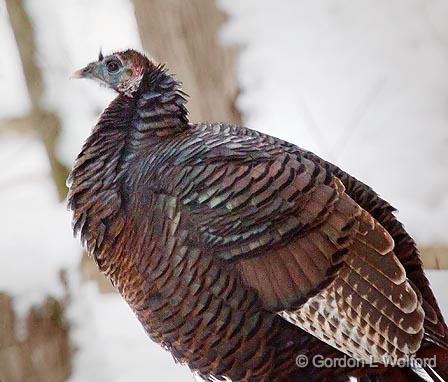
[0, 137, 80, 334]
[218, 0, 448, 245]
[67, 280, 193, 382]
[0, 1, 30, 119]
[426, 270, 448, 320]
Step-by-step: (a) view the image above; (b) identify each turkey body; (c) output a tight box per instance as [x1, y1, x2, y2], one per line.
[68, 63, 448, 382]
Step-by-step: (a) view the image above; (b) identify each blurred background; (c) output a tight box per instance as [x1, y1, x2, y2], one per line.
[1, 0, 447, 381]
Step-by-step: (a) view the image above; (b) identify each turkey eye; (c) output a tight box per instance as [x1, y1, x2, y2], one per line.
[106, 60, 120, 73]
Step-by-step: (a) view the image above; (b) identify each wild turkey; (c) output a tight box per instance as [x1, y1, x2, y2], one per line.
[68, 49, 448, 382]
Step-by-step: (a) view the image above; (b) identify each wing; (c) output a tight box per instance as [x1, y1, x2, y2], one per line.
[299, 148, 448, 350]
[154, 123, 426, 363]
[216, 123, 448, 350]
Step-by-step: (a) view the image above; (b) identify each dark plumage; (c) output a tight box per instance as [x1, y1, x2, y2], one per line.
[68, 49, 448, 382]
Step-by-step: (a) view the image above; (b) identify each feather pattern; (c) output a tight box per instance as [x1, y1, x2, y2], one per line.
[68, 51, 448, 382]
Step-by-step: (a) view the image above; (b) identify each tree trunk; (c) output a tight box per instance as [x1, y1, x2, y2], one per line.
[132, 0, 241, 125]
[0, 294, 71, 382]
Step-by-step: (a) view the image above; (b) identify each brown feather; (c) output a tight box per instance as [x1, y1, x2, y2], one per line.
[68, 52, 448, 381]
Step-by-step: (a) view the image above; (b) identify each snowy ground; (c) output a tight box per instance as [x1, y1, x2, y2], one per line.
[67, 282, 193, 382]
[0, 137, 80, 333]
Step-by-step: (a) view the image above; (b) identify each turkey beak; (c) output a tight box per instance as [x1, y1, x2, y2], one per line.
[72, 63, 95, 79]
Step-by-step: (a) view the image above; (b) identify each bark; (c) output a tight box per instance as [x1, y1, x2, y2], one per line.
[132, 0, 241, 125]
[421, 246, 448, 269]
[0, 294, 71, 382]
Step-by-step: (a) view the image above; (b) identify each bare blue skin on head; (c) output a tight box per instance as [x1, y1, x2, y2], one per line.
[73, 50, 144, 95]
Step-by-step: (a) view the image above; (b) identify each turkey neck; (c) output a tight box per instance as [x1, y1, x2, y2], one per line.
[68, 67, 189, 271]
[130, 65, 189, 150]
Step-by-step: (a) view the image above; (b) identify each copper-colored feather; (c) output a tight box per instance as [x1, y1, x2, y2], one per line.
[68, 50, 448, 382]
